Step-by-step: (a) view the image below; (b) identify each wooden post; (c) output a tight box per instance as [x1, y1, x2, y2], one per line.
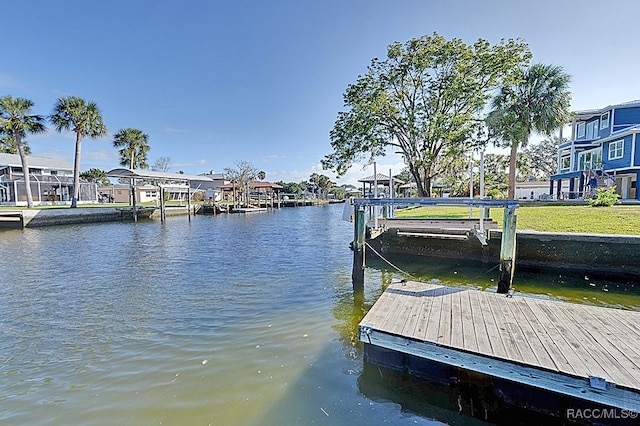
[498, 206, 517, 293]
[160, 185, 166, 222]
[352, 204, 365, 292]
[131, 179, 138, 222]
[187, 185, 191, 222]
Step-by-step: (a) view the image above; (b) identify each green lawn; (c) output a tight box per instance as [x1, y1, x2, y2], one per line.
[394, 204, 640, 235]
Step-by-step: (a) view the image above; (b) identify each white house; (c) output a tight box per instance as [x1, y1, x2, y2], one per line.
[0, 153, 96, 206]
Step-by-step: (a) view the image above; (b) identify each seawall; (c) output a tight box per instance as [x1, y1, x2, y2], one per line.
[370, 229, 640, 281]
[5, 207, 192, 228]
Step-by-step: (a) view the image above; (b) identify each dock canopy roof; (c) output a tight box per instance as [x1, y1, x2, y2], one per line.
[106, 168, 214, 183]
[358, 173, 405, 185]
[218, 181, 283, 190]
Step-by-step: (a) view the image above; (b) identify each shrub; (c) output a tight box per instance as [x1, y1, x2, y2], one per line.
[588, 187, 620, 207]
[487, 188, 504, 199]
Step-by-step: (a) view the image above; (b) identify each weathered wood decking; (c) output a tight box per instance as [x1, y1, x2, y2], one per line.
[359, 280, 640, 412]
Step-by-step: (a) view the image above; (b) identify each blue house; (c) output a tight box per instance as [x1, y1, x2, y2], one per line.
[550, 100, 640, 200]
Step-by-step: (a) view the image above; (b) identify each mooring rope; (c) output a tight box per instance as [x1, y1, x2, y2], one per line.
[364, 241, 419, 280]
[365, 241, 502, 284]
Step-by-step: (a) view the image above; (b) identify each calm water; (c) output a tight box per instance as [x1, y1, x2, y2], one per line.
[1, 204, 638, 425]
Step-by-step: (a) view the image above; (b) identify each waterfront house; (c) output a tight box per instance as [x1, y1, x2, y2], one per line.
[194, 172, 228, 202]
[514, 180, 568, 200]
[550, 100, 640, 200]
[0, 153, 96, 206]
[98, 184, 159, 204]
[219, 181, 283, 205]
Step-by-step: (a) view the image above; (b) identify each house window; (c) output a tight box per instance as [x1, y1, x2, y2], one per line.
[561, 155, 571, 171]
[586, 120, 599, 139]
[600, 112, 610, 129]
[576, 122, 585, 138]
[608, 139, 624, 160]
[578, 148, 602, 170]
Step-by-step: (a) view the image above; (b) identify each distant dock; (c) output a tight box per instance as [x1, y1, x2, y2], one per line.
[359, 280, 640, 422]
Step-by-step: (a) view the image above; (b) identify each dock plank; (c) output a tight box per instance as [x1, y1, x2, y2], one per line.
[423, 285, 445, 343]
[505, 297, 557, 371]
[536, 300, 628, 385]
[386, 286, 418, 336]
[467, 290, 491, 355]
[522, 298, 589, 376]
[400, 284, 431, 339]
[474, 291, 509, 360]
[485, 294, 524, 363]
[449, 289, 465, 350]
[460, 290, 478, 353]
[570, 305, 640, 390]
[585, 306, 640, 362]
[436, 288, 453, 346]
[511, 297, 572, 374]
[411, 284, 439, 340]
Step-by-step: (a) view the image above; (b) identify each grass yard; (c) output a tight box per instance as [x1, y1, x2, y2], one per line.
[394, 203, 640, 235]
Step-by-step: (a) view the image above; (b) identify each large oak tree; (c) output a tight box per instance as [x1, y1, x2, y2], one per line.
[322, 33, 531, 196]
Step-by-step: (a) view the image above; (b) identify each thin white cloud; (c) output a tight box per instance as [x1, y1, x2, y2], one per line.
[163, 126, 191, 133]
[0, 74, 21, 88]
[262, 154, 286, 162]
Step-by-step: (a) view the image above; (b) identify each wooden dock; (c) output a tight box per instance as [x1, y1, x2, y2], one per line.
[359, 280, 640, 416]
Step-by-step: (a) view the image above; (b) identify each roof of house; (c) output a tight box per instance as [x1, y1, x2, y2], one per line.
[0, 153, 73, 170]
[575, 99, 640, 119]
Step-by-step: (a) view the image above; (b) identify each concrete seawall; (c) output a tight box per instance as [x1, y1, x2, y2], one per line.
[10, 207, 191, 228]
[370, 229, 640, 281]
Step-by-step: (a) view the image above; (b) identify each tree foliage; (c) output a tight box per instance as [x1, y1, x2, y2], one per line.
[0, 95, 46, 207]
[487, 64, 572, 198]
[224, 160, 259, 205]
[152, 156, 171, 172]
[80, 168, 110, 186]
[113, 128, 150, 169]
[51, 96, 107, 207]
[276, 181, 304, 195]
[322, 32, 531, 196]
[309, 173, 334, 198]
[0, 134, 32, 155]
[521, 136, 564, 180]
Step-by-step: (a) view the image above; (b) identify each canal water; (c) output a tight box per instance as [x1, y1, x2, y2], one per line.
[1, 204, 638, 425]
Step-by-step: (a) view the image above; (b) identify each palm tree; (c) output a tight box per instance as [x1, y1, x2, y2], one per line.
[0, 96, 46, 208]
[51, 96, 107, 207]
[113, 128, 150, 169]
[487, 64, 572, 199]
[113, 128, 150, 207]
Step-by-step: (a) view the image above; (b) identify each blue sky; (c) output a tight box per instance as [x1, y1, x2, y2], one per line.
[2, 0, 640, 185]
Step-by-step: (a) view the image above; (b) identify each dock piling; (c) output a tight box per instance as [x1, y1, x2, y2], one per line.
[352, 205, 366, 292]
[498, 206, 517, 293]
